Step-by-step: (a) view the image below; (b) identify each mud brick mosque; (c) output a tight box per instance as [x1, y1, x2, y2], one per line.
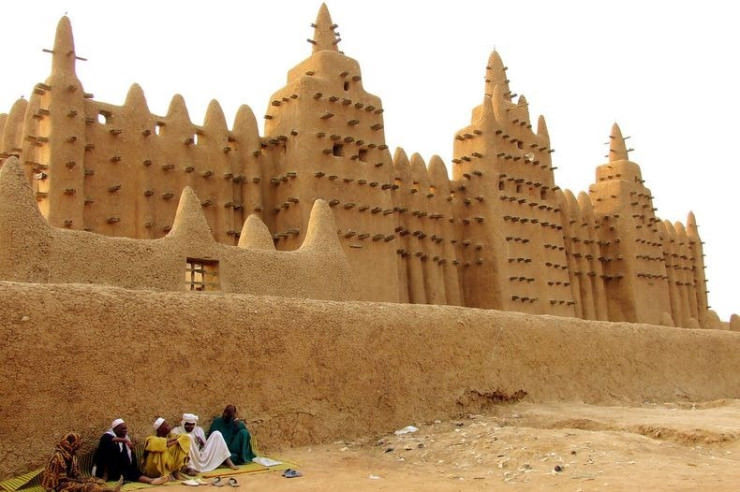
[0, 4, 716, 328]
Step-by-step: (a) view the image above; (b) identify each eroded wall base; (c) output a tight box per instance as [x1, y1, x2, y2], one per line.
[1, 282, 739, 479]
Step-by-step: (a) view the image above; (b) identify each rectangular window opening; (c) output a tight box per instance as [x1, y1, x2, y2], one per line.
[185, 258, 220, 291]
[332, 143, 344, 156]
[358, 148, 368, 161]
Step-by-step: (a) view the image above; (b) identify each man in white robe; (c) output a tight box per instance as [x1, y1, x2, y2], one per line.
[171, 413, 238, 473]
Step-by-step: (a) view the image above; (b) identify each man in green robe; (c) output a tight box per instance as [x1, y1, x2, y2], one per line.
[207, 405, 256, 464]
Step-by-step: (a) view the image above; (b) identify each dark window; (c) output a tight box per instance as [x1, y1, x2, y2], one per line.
[333, 144, 343, 156]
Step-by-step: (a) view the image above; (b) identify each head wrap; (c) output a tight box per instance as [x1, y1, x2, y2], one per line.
[153, 417, 165, 430]
[111, 418, 125, 430]
[182, 413, 198, 425]
[57, 432, 82, 458]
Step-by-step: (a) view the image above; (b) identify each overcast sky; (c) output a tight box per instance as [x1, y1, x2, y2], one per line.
[0, 1, 736, 320]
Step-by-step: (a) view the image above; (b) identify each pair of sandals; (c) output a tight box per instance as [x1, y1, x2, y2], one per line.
[282, 469, 302, 478]
[210, 477, 239, 487]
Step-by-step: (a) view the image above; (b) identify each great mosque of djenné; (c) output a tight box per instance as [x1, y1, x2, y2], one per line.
[0, 4, 724, 329]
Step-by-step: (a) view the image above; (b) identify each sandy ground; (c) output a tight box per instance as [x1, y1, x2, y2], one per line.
[160, 399, 740, 491]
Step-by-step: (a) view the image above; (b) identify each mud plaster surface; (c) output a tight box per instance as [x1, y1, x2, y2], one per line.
[1, 281, 739, 479]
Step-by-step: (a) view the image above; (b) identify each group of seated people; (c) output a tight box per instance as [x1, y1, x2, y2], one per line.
[42, 405, 256, 492]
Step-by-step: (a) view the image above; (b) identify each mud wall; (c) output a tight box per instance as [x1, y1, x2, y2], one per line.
[1, 281, 739, 479]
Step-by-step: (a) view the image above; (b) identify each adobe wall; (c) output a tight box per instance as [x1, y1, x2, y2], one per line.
[2, 281, 739, 479]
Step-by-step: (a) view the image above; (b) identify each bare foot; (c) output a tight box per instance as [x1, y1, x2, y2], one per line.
[225, 458, 239, 470]
[173, 471, 190, 481]
[151, 476, 169, 486]
[113, 477, 124, 492]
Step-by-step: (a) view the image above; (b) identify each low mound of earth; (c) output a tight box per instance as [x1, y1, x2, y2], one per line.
[175, 399, 740, 491]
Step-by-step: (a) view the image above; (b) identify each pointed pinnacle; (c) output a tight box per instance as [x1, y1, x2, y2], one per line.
[311, 3, 339, 53]
[51, 16, 77, 75]
[609, 122, 629, 162]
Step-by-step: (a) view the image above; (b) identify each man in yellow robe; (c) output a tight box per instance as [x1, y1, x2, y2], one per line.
[142, 417, 192, 479]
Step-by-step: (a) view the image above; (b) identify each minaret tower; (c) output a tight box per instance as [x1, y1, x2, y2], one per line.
[588, 123, 673, 324]
[450, 51, 573, 315]
[27, 16, 87, 228]
[261, 3, 401, 302]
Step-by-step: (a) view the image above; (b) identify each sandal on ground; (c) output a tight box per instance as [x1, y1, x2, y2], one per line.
[211, 477, 224, 487]
[282, 469, 303, 478]
[227, 478, 239, 487]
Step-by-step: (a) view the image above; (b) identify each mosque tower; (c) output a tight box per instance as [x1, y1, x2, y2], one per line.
[261, 4, 401, 302]
[585, 123, 708, 326]
[450, 52, 574, 315]
[20, 17, 87, 229]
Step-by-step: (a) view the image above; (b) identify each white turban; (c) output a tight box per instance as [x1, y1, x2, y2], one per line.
[153, 417, 165, 430]
[111, 418, 125, 430]
[182, 413, 199, 425]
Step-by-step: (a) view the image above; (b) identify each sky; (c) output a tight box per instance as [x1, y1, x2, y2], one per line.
[0, 0, 737, 320]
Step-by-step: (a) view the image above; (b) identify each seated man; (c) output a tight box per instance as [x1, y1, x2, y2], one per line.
[92, 418, 168, 485]
[142, 417, 192, 480]
[172, 413, 238, 472]
[43, 432, 123, 492]
[207, 405, 256, 465]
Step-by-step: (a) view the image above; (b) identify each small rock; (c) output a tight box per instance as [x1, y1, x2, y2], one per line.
[384, 447, 394, 453]
[554, 465, 563, 472]
[20, 316, 30, 322]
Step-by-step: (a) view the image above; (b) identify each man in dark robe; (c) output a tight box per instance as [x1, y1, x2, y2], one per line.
[92, 418, 167, 485]
[207, 405, 256, 464]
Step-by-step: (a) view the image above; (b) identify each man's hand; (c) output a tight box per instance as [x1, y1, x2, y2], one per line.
[196, 436, 205, 449]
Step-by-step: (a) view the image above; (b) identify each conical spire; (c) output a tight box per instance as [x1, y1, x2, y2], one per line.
[124, 83, 149, 111]
[686, 211, 700, 239]
[311, 3, 340, 53]
[238, 214, 276, 250]
[409, 153, 429, 188]
[0, 157, 52, 281]
[427, 155, 450, 189]
[609, 122, 629, 162]
[491, 84, 507, 123]
[204, 99, 227, 131]
[51, 16, 77, 75]
[476, 94, 497, 134]
[166, 94, 191, 122]
[393, 147, 411, 182]
[167, 187, 214, 243]
[485, 51, 511, 101]
[517, 95, 530, 125]
[2, 98, 28, 154]
[300, 199, 343, 252]
[537, 115, 550, 145]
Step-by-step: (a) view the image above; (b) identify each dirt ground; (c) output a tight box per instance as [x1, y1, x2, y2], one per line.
[160, 399, 740, 491]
